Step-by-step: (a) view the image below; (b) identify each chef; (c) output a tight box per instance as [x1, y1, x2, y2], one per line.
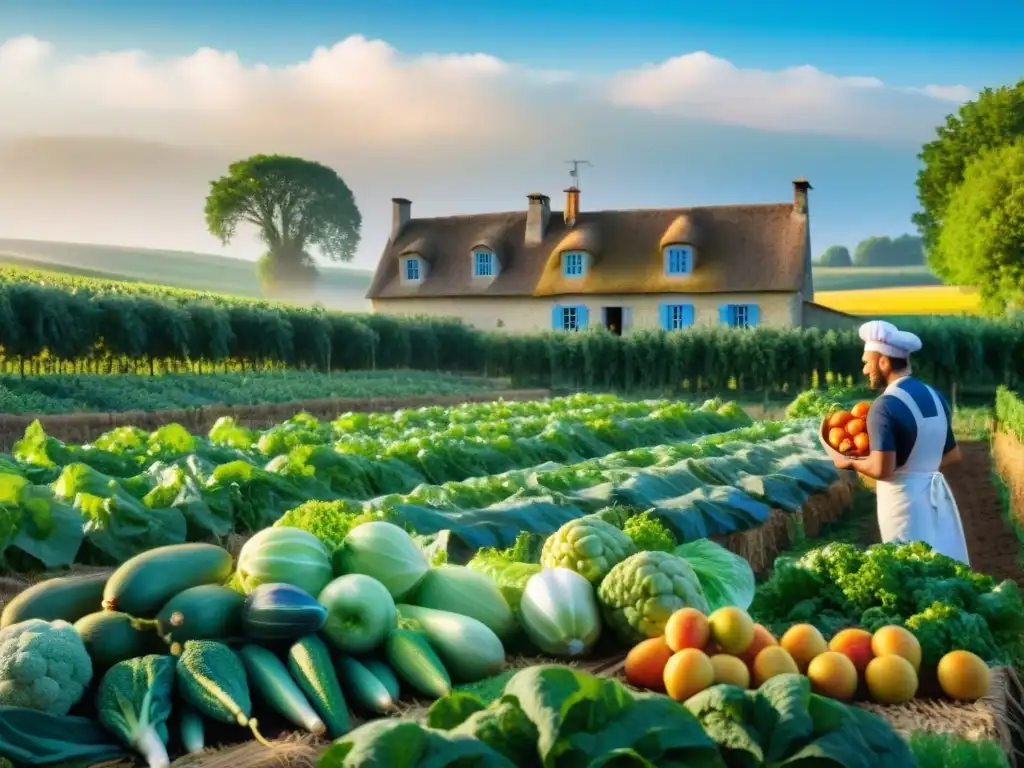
[831, 320, 970, 565]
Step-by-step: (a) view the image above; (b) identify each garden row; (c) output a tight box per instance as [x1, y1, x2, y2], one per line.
[1, 280, 1024, 390]
[995, 386, 1024, 535]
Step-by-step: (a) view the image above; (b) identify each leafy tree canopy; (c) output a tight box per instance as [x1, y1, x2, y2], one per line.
[932, 138, 1024, 316]
[818, 245, 852, 267]
[852, 234, 924, 267]
[205, 154, 362, 291]
[914, 79, 1024, 252]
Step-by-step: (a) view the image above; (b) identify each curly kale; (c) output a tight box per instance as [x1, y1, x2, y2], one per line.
[622, 511, 677, 553]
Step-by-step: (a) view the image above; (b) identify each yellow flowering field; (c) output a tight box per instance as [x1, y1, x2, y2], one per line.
[814, 285, 981, 316]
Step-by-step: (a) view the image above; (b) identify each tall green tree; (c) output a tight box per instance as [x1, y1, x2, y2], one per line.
[205, 154, 362, 293]
[932, 138, 1024, 316]
[914, 79, 1024, 253]
[819, 245, 852, 267]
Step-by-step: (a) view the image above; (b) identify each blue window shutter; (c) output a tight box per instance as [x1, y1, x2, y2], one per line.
[578, 305, 589, 328]
[552, 304, 563, 330]
[748, 304, 760, 327]
[683, 305, 695, 327]
[719, 305, 730, 325]
[659, 304, 670, 330]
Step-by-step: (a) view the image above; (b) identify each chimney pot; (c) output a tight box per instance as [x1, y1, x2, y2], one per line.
[564, 186, 580, 226]
[792, 178, 812, 214]
[525, 193, 551, 246]
[392, 197, 412, 238]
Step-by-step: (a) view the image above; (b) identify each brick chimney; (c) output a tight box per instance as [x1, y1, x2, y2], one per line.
[564, 186, 580, 226]
[792, 178, 812, 214]
[525, 193, 550, 246]
[392, 197, 411, 239]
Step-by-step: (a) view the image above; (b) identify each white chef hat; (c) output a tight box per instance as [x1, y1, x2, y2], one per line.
[859, 320, 922, 358]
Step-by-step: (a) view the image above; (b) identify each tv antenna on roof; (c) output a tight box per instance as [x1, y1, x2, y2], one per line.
[565, 159, 592, 188]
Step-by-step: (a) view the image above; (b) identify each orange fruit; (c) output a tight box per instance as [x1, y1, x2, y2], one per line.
[624, 637, 675, 692]
[851, 401, 871, 419]
[829, 628, 874, 674]
[838, 439, 854, 454]
[865, 655, 918, 704]
[937, 651, 992, 701]
[752, 646, 799, 687]
[807, 651, 858, 701]
[853, 433, 870, 453]
[780, 624, 828, 672]
[827, 410, 852, 429]
[827, 427, 847, 449]
[663, 648, 715, 701]
[845, 418, 866, 437]
[664, 608, 710, 652]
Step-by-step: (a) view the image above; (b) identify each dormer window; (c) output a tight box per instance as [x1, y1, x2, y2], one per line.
[473, 249, 495, 277]
[562, 251, 587, 277]
[405, 257, 421, 281]
[664, 245, 694, 276]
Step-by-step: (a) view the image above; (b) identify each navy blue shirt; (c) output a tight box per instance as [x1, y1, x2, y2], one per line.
[866, 377, 957, 468]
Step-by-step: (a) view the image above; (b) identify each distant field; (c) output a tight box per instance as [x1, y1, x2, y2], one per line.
[0, 238, 373, 309]
[815, 285, 981, 316]
[811, 265, 942, 291]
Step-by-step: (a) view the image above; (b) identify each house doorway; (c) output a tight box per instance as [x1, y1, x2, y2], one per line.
[603, 306, 623, 336]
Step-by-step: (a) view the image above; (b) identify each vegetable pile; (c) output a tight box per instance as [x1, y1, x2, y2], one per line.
[750, 541, 1024, 667]
[321, 664, 918, 767]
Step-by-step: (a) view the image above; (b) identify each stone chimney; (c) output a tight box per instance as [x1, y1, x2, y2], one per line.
[525, 193, 550, 246]
[792, 178, 812, 214]
[564, 187, 580, 226]
[392, 197, 411, 239]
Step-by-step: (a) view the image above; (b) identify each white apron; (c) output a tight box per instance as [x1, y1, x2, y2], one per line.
[874, 381, 970, 566]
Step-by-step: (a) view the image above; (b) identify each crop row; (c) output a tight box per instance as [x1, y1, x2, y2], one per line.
[2, 280, 1023, 391]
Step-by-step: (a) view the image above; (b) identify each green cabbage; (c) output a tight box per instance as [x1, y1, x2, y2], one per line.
[674, 539, 756, 612]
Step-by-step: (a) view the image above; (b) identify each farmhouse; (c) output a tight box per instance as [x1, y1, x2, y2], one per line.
[366, 180, 854, 334]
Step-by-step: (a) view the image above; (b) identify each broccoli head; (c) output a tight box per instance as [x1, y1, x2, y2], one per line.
[0, 618, 93, 715]
[597, 551, 710, 645]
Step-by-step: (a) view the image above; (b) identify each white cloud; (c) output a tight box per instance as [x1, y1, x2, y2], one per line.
[0, 34, 975, 150]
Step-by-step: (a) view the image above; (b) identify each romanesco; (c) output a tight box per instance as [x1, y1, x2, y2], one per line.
[540, 517, 636, 584]
[0, 618, 92, 715]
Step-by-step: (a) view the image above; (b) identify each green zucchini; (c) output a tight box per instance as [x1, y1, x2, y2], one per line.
[384, 627, 451, 699]
[287, 635, 351, 738]
[103, 544, 233, 617]
[334, 655, 395, 715]
[74, 611, 162, 672]
[179, 707, 205, 755]
[238, 644, 325, 736]
[156, 584, 244, 646]
[1, 572, 107, 628]
[363, 659, 401, 702]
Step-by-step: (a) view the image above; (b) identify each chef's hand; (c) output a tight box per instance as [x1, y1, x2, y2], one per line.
[833, 457, 854, 471]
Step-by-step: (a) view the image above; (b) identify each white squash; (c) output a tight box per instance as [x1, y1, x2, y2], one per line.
[519, 567, 601, 657]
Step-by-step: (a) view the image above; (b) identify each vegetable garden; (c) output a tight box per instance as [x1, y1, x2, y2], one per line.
[0, 392, 1020, 768]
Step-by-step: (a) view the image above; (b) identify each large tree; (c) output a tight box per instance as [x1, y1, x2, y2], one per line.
[932, 139, 1024, 316]
[914, 79, 1024, 254]
[819, 245, 852, 267]
[205, 154, 362, 293]
[852, 234, 924, 267]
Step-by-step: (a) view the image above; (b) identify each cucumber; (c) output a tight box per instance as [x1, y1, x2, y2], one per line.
[334, 655, 395, 715]
[1, 572, 107, 628]
[287, 635, 351, 738]
[74, 610, 162, 672]
[384, 628, 451, 699]
[241, 583, 326, 641]
[103, 544, 233, 617]
[156, 585, 244, 647]
[363, 659, 402, 702]
[238, 644, 325, 736]
[180, 707, 205, 755]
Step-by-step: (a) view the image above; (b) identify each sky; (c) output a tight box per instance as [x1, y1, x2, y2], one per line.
[0, 0, 1020, 270]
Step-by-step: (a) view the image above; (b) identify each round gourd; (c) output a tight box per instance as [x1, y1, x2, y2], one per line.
[519, 568, 601, 657]
[241, 583, 327, 641]
[237, 527, 333, 597]
[332, 522, 428, 600]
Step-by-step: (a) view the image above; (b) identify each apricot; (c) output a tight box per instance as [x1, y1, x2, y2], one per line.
[865, 655, 918, 704]
[853, 432, 870, 453]
[827, 410, 852, 429]
[624, 636, 674, 692]
[807, 651, 858, 701]
[780, 624, 828, 672]
[752, 646, 799, 687]
[871, 626, 922, 672]
[827, 427, 847, 449]
[851, 401, 871, 419]
[937, 650, 992, 701]
[710, 654, 751, 689]
[829, 628, 874, 674]
[846, 418, 866, 437]
[664, 607, 710, 652]
[708, 607, 755, 655]
[839, 439, 854, 454]
[663, 648, 715, 701]
[739, 624, 778, 668]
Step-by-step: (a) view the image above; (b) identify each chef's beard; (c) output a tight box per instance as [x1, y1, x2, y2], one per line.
[868, 372, 885, 390]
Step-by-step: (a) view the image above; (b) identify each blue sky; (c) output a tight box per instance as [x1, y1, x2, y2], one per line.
[0, 0, 1020, 268]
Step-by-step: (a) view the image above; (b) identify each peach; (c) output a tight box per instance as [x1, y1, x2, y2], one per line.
[807, 651, 858, 701]
[708, 607, 755, 655]
[780, 624, 828, 673]
[664, 608, 710, 652]
[624, 636, 674, 692]
[752, 646, 799, 688]
[710, 654, 751, 689]
[663, 648, 715, 701]
[871, 626, 922, 672]
[829, 628, 874, 674]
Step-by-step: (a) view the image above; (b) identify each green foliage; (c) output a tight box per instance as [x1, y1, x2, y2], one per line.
[818, 245, 852, 267]
[852, 234, 925, 267]
[996, 386, 1024, 442]
[915, 78, 1024, 252]
[932, 139, 1024, 315]
[908, 732, 1010, 768]
[205, 154, 362, 291]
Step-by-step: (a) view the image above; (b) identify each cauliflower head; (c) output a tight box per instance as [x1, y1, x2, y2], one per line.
[540, 516, 636, 584]
[0, 618, 93, 715]
[597, 551, 710, 645]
